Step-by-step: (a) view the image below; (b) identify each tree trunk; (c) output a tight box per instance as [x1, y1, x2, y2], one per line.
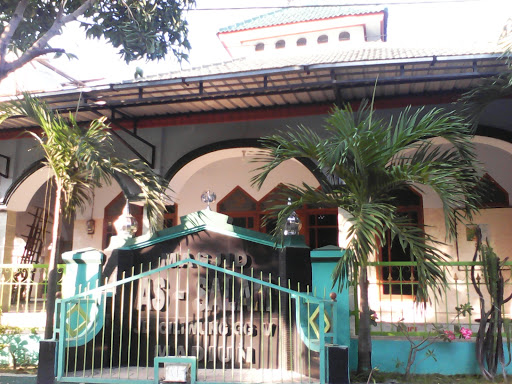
[44, 184, 62, 340]
[357, 266, 372, 374]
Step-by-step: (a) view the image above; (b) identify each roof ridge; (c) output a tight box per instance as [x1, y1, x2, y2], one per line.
[218, 5, 385, 34]
[218, 8, 285, 33]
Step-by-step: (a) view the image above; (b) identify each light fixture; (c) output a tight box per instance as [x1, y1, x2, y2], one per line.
[114, 201, 138, 237]
[86, 219, 95, 234]
[201, 190, 216, 210]
[86, 190, 96, 234]
[284, 197, 301, 236]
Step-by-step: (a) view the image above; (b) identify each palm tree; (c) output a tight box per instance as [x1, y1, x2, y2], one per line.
[252, 102, 482, 373]
[0, 94, 168, 340]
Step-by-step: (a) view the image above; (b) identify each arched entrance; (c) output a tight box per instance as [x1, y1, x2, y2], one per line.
[166, 141, 339, 248]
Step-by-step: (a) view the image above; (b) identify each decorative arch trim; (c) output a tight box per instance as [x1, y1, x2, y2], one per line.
[2, 159, 46, 206]
[164, 138, 326, 185]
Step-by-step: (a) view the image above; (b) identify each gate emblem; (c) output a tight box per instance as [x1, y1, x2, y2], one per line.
[65, 302, 89, 337]
[308, 306, 331, 338]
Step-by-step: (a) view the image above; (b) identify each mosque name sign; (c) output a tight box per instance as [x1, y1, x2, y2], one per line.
[115, 229, 310, 368]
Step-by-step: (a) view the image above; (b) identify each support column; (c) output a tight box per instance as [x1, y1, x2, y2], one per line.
[0, 209, 17, 264]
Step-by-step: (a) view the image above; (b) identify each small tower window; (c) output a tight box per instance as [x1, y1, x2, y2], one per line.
[339, 31, 350, 41]
[255, 43, 264, 52]
[275, 40, 286, 49]
[317, 35, 328, 44]
[297, 38, 307, 47]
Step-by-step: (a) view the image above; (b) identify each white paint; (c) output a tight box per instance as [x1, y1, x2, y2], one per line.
[171, 148, 319, 217]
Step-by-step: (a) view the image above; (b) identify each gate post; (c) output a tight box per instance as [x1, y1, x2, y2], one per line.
[61, 248, 104, 296]
[311, 246, 351, 383]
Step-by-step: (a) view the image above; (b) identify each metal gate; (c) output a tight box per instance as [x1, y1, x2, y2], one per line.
[55, 257, 337, 383]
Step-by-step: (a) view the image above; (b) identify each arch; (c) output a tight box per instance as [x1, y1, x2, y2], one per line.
[379, 186, 423, 296]
[255, 42, 264, 52]
[165, 139, 328, 220]
[4, 160, 49, 211]
[164, 139, 326, 187]
[4, 159, 150, 212]
[275, 40, 286, 49]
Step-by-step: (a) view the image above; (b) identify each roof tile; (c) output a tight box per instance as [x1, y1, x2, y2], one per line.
[218, 6, 385, 33]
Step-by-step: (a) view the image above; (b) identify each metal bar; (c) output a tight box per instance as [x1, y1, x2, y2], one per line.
[145, 262, 152, 379]
[239, 265, 244, 383]
[136, 264, 142, 378]
[185, 262, 190, 357]
[100, 280, 108, 378]
[319, 301, 326, 384]
[118, 272, 126, 379]
[57, 300, 67, 381]
[278, 276, 283, 384]
[127, 266, 135, 377]
[250, 268, 254, 377]
[223, 262, 227, 381]
[110, 282, 116, 377]
[307, 286, 311, 383]
[195, 263, 200, 379]
[231, 262, 236, 381]
[204, 264, 209, 380]
[165, 261, 170, 357]
[74, 289, 81, 377]
[288, 279, 293, 381]
[91, 281, 98, 379]
[269, 272, 273, 374]
[83, 283, 90, 378]
[90, 111, 156, 167]
[297, 282, 302, 382]
[213, 266, 218, 380]
[260, 271, 264, 383]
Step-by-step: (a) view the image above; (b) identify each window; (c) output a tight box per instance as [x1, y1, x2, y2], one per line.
[308, 210, 338, 248]
[478, 173, 509, 208]
[296, 38, 307, 47]
[217, 187, 258, 230]
[218, 186, 338, 248]
[103, 193, 143, 249]
[255, 43, 264, 52]
[339, 31, 350, 41]
[317, 35, 328, 44]
[380, 188, 423, 296]
[163, 204, 178, 228]
[275, 40, 286, 49]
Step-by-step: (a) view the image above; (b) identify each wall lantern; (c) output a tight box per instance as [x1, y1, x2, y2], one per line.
[201, 190, 216, 210]
[86, 219, 96, 235]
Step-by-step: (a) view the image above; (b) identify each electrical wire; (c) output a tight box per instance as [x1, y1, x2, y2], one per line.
[188, 0, 486, 11]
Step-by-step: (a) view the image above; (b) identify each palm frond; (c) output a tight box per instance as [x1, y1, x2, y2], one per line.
[253, 101, 481, 302]
[458, 71, 512, 125]
[0, 92, 168, 232]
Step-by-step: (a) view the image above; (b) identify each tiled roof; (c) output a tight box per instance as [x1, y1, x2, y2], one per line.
[141, 43, 504, 82]
[218, 6, 385, 33]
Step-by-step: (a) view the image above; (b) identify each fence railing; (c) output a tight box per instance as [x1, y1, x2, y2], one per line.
[0, 264, 66, 315]
[353, 261, 512, 337]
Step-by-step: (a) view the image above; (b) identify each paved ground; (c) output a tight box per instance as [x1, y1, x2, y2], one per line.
[0, 374, 36, 384]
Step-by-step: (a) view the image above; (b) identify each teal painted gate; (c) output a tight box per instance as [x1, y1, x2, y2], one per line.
[55, 257, 337, 384]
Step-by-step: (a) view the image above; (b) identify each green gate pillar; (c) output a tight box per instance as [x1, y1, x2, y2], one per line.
[311, 246, 350, 347]
[61, 248, 104, 297]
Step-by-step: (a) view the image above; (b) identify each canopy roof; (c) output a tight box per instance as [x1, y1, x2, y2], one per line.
[0, 43, 507, 132]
